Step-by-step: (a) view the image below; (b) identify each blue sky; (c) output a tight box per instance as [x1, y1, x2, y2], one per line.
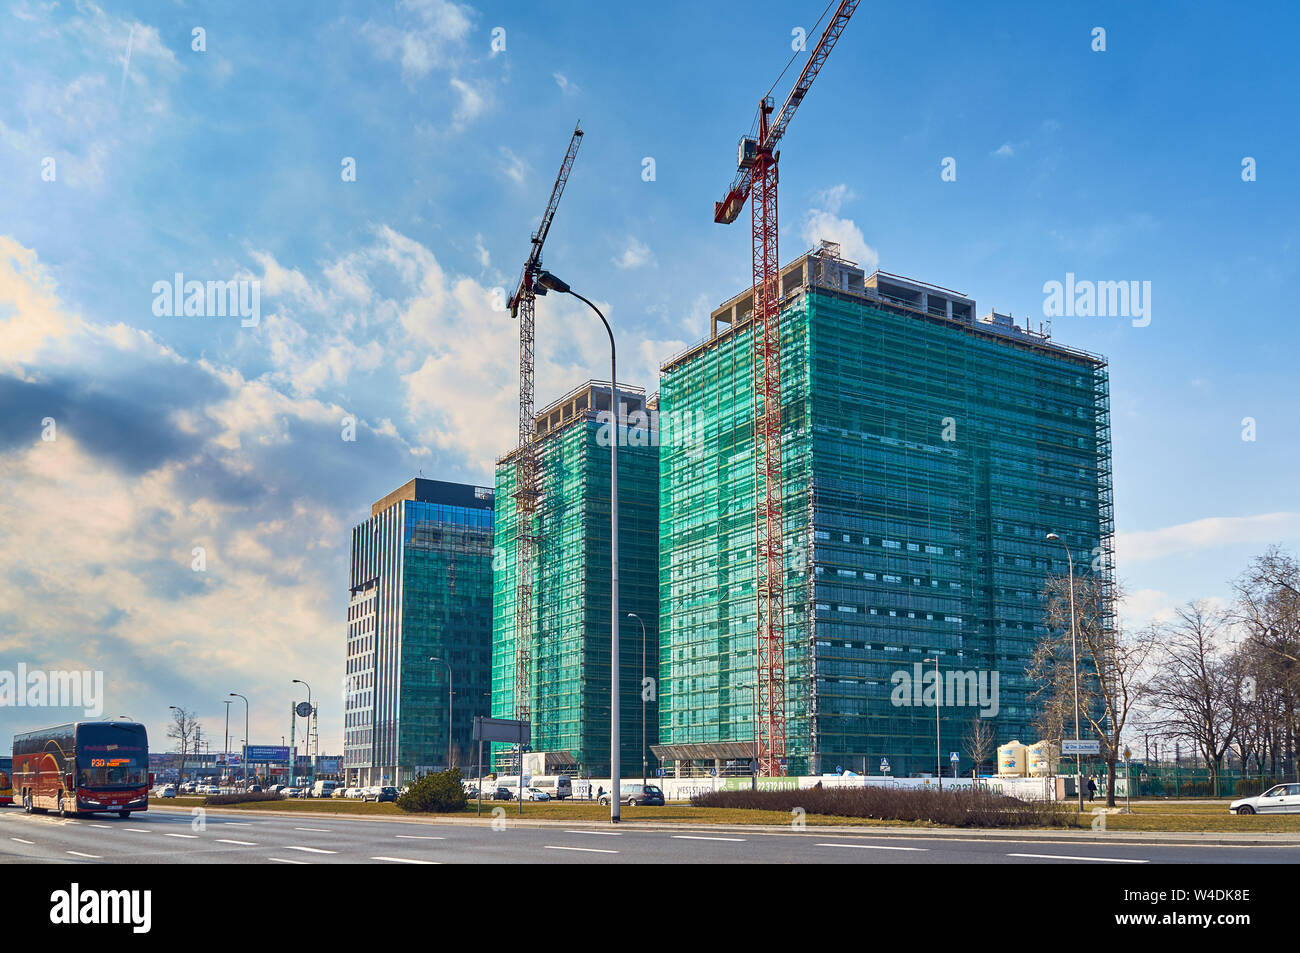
[1, 0, 1297, 751]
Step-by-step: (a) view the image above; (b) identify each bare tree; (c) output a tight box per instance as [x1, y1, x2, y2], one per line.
[1030, 575, 1153, 806]
[168, 708, 202, 785]
[963, 717, 995, 780]
[1145, 601, 1249, 796]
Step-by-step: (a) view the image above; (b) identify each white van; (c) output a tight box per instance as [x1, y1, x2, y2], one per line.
[311, 779, 339, 798]
[529, 775, 573, 800]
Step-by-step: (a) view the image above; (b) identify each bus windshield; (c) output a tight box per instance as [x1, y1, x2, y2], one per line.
[77, 723, 148, 789]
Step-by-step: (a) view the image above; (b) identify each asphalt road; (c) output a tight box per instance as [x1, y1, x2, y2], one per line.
[2, 806, 1298, 864]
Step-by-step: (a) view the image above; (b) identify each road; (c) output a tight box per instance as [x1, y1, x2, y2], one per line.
[2, 807, 1298, 864]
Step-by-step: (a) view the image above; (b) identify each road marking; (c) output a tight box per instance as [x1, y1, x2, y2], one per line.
[268, 857, 308, 864]
[394, 835, 445, 840]
[90, 824, 113, 829]
[294, 827, 330, 832]
[163, 833, 198, 839]
[544, 845, 618, 854]
[564, 830, 622, 836]
[816, 842, 928, 852]
[1006, 852, 1147, 864]
[66, 850, 100, 858]
[122, 828, 151, 833]
[216, 839, 258, 846]
[372, 856, 440, 864]
[672, 835, 745, 842]
[283, 845, 336, 854]
[10, 837, 34, 845]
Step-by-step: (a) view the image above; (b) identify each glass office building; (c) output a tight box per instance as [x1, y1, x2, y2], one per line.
[656, 243, 1113, 777]
[492, 382, 660, 778]
[345, 478, 495, 786]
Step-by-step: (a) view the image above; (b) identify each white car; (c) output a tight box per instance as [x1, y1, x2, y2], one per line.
[1230, 783, 1300, 814]
[158, 785, 177, 798]
[522, 787, 551, 801]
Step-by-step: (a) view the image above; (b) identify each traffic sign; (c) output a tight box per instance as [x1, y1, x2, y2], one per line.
[295, 701, 312, 718]
[1123, 746, 1132, 761]
[1063, 739, 1101, 755]
[880, 758, 891, 773]
[949, 751, 960, 763]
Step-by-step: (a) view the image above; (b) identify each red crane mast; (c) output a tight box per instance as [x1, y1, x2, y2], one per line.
[713, 2, 859, 776]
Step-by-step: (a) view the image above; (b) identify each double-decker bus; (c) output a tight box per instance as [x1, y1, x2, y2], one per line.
[0, 757, 12, 807]
[13, 721, 150, 818]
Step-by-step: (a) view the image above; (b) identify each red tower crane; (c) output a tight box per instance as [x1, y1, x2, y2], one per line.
[714, 2, 859, 776]
[507, 122, 584, 729]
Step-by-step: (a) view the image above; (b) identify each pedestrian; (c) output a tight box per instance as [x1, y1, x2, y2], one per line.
[597, 785, 604, 801]
[1087, 777, 1097, 801]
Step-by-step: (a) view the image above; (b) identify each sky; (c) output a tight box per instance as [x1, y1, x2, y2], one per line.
[1, 0, 1297, 754]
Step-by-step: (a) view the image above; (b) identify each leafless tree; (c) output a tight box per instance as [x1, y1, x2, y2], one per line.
[1145, 601, 1249, 796]
[1030, 575, 1154, 806]
[963, 717, 995, 780]
[168, 708, 202, 785]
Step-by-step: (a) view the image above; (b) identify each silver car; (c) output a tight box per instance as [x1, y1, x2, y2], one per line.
[1230, 783, 1300, 814]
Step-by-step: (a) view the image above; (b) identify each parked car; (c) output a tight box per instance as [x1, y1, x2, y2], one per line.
[599, 783, 664, 807]
[200, 784, 220, 795]
[331, 786, 348, 798]
[280, 787, 302, 799]
[364, 786, 397, 803]
[1230, 783, 1300, 814]
[522, 787, 551, 801]
[156, 784, 177, 798]
[492, 786, 514, 801]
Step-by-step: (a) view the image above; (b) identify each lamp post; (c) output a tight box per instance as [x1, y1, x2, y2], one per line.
[737, 682, 759, 791]
[1046, 532, 1085, 813]
[293, 679, 314, 787]
[222, 699, 232, 783]
[922, 657, 941, 791]
[535, 270, 621, 823]
[431, 656, 454, 771]
[627, 613, 648, 787]
[229, 693, 249, 788]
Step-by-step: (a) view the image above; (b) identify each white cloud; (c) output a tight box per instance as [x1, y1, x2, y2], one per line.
[612, 237, 655, 270]
[498, 146, 528, 186]
[800, 188, 879, 272]
[449, 76, 488, 128]
[363, 0, 475, 86]
[993, 142, 1015, 158]
[553, 71, 579, 95]
[1116, 513, 1300, 563]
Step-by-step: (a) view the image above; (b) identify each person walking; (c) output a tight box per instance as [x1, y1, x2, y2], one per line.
[1087, 777, 1097, 802]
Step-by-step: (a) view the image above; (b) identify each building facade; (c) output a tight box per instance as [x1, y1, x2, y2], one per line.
[656, 242, 1113, 777]
[345, 478, 494, 786]
[492, 382, 660, 778]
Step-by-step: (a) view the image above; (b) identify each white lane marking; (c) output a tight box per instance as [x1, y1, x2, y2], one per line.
[671, 834, 744, 842]
[394, 835, 445, 840]
[163, 833, 198, 839]
[268, 857, 308, 864]
[10, 837, 35, 845]
[372, 856, 440, 864]
[66, 850, 100, 858]
[216, 839, 258, 846]
[817, 842, 928, 852]
[283, 845, 336, 854]
[544, 845, 618, 854]
[1006, 852, 1147, 864]
[90, 824, 113, 829]
[122, 828, 151, 833]
[564, 830, 622, 836]
[294, 827, 330, 832]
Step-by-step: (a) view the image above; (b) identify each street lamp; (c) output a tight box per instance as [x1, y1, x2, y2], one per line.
[736, 682, 759, 791]
[627, 613, 648, 788]
[229, 693, 249, 788]
[431, 656, 454, 771]
[536, 269, 621, 824]
[293, 679, 313, 786]
[1046, 532, 1085, 813]
[922, 657, 941, 791]
[222, 699, 232, 781]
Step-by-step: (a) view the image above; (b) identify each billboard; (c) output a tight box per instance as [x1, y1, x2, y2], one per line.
[244, 745, 291, 763]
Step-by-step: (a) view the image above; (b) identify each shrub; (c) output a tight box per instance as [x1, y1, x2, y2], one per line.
[397, 767, 468, 813]
[690, 785, 1075, 828]
[204, 791, 284, 805]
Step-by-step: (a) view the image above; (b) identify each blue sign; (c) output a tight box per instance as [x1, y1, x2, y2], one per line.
[244, 745, 290, 763]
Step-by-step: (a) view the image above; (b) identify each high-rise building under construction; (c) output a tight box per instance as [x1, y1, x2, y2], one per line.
[654, 242, 1113, 777]
[492, 382, 659, 778]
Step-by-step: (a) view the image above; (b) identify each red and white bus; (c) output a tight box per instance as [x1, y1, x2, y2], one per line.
[13, 721, 151, 818]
